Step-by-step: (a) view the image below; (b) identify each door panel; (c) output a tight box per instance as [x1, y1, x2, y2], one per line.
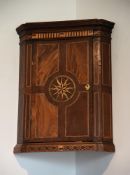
[31, 93, 58, 139]
[65, 92, 89, 137]
[35, 43, 59, 86]
[66, 41, 89, 84]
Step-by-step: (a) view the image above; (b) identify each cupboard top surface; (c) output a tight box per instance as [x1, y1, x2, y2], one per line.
[16, 19, 114, 36]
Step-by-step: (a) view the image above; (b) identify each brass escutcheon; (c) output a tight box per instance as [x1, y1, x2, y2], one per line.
[85, 84, 90, 91]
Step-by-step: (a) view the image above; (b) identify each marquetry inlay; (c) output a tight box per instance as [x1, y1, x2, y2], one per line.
[32, 30, 93, 39]
[48, 75, 76, 102]
[20, 30, 94, 42]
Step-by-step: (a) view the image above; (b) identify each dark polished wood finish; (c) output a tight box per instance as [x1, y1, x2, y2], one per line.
[14, 19, 115, 153]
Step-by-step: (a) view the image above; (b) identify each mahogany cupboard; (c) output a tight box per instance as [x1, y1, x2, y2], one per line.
[14, 19, 115, 153]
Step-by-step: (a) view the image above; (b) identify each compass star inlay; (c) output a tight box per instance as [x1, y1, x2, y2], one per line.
[49, 75, 76, 102]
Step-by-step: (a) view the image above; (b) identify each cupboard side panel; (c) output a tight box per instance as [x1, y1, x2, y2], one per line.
[93, 39, 101, 85]
[102, 92, 112, 140]
[101, 42, 111, 86]
[17, 43, 26, 143]
[23, 94, 31, 139]
[93, 39, 102, 140]
[25, 43, 32, 87]
[93, 92, 102, 140]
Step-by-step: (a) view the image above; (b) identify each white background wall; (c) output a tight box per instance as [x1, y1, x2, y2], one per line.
[0, 0, 130, 175]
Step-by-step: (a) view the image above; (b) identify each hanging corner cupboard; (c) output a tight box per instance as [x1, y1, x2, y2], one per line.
[14, 19, 115, 153]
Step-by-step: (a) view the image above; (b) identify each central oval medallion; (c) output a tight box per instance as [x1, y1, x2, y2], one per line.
[48, 75, 76, 102]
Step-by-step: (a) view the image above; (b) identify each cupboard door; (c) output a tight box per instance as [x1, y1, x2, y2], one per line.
[27, 41, 60, 141]
[27, 39, 93, 142]
[65, 40, 93, 139]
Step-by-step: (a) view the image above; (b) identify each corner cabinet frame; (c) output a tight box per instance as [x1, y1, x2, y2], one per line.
[14, 19, 115, 153]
